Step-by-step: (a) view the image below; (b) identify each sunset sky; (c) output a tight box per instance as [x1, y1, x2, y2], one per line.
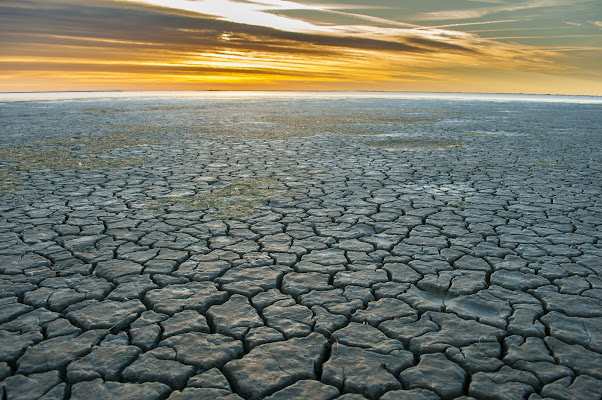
[1, 0, 601, 94]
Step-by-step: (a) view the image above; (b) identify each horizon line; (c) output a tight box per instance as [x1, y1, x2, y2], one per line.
[1, 89, 600, 98]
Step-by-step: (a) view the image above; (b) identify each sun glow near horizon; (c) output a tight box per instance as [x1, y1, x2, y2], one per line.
[0, 0, 601, 95]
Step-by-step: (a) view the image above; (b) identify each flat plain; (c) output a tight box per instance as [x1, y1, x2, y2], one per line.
[0, 94, 601, 399]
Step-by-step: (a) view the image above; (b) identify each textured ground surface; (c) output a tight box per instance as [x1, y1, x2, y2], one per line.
[0, 95, 601, 400]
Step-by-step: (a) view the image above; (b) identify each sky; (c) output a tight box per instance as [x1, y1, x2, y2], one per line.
[1, 0, 601, 94]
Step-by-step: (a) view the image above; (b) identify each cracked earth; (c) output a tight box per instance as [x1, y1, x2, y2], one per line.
[0, 96, 601, 400]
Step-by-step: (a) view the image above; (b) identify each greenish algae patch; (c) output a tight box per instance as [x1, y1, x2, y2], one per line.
[190, 113, 438, 139]
[0, 133, 158, 196]
[534, 161, 557, 167]
[0, 167, 19, 197]
[364, 139, 465, 150]
[0, 147, 144, 171]
[27, 133, 162, 152]
[266, 113, 437, 130]
[149, 178, 287, 219]
[460, 132, 489, 136]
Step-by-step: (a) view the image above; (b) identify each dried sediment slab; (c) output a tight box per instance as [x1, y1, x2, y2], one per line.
[223, 333, 327, 399]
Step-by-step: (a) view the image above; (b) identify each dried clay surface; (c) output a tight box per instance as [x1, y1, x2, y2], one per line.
[0, 96, 601, 400]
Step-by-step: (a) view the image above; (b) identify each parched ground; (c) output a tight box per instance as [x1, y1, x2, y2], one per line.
[0, 96, 601, 400]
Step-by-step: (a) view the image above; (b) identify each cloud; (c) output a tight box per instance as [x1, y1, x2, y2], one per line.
[123, 0, 397, 32]
[413, 19, 531, 30]
[0, 0, 433, 56]
[413, 0, 595, 21]
[0, 0, 453, 89]
[405, 37, 479, 54]
[1, 0, 597, 94]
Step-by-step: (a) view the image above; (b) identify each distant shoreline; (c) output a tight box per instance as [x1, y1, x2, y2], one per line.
[1, 91, 601, 104]
[1, 90, 600, 98]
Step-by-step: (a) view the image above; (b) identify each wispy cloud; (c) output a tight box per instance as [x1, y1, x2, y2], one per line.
[485, 34, 602, 39]
[413, 19, 532, 31]
[121, 0, 345, 33]
[413, 0, 595, 21]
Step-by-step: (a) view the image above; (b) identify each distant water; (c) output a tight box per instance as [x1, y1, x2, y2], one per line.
[1, 91, 601, 104]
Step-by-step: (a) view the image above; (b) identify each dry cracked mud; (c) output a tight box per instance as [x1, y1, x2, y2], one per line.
[0, 95, 601, 400]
